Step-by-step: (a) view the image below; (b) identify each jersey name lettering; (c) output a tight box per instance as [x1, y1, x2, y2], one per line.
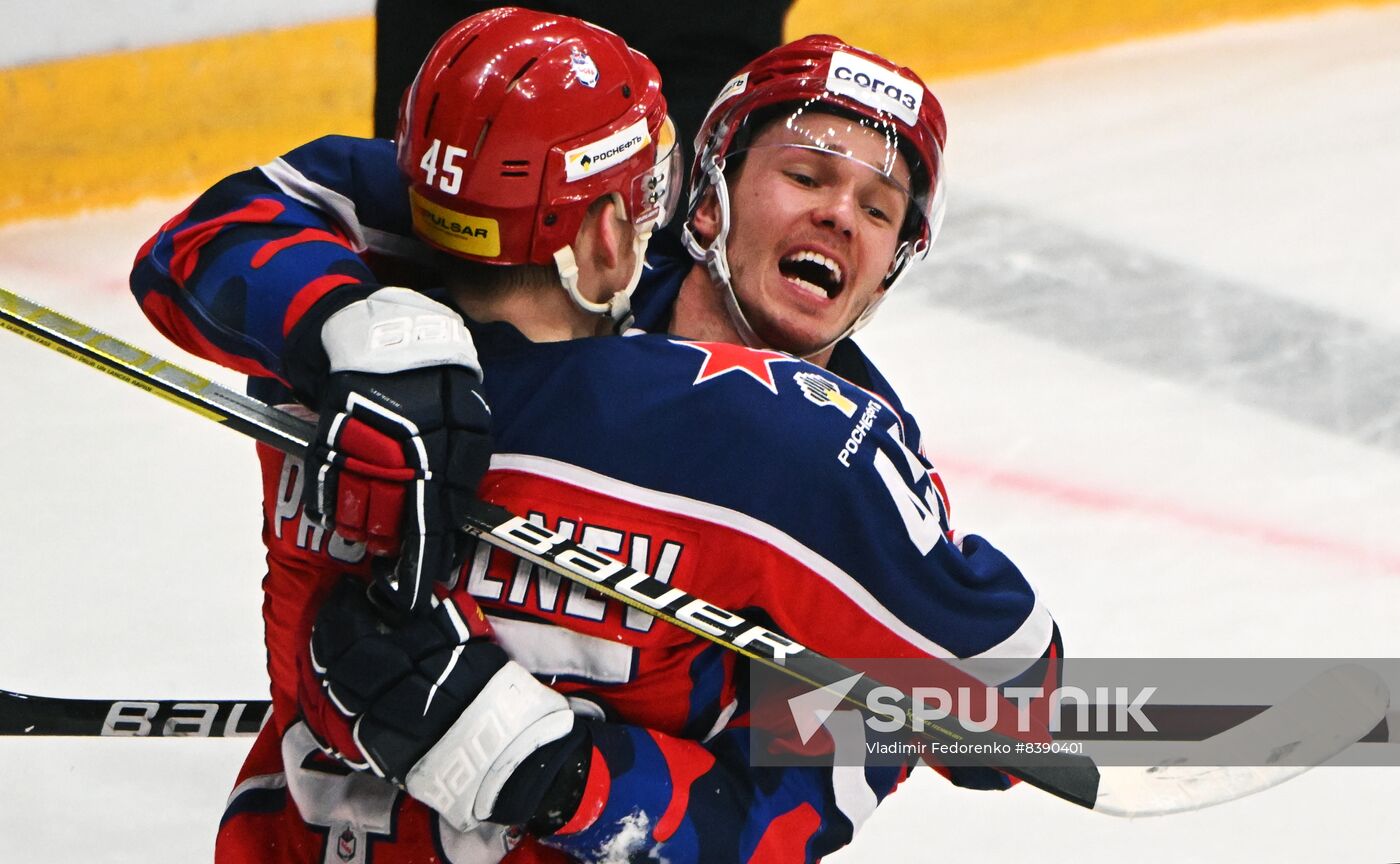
[272, 455, 367, 564]
[465, 511, 684, 633]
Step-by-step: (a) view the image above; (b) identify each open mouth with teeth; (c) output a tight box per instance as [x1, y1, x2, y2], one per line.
[779, 250, 845, 299]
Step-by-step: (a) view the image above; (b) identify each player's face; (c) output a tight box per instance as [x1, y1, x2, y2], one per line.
[715, 114, 911, 358]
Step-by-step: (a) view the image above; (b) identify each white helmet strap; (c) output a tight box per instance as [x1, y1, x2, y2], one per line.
[682, 155, 767, 349]
[553, 198, 652, 329]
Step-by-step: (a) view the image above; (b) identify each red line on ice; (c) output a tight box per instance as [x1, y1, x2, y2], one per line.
[940, 458, 1400, 577]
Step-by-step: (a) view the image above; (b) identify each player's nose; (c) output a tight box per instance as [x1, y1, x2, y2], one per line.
[809, 185, 858, 238]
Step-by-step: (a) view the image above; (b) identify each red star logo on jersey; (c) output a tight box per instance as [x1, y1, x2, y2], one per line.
[676, 340, 798, 394]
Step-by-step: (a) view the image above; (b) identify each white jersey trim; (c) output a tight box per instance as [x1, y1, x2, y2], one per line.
[487, 615, 634, 684]
[487, 453, 1053, 672]
[224, 770, 287, 809]
[826, 710, 879, 835]
[975, 594, 1053, 665]
[259, 157, 367, 252]
[362, 224, 434, 261]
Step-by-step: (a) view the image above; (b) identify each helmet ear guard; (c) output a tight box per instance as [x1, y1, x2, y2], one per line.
[395, 8, 679, 322]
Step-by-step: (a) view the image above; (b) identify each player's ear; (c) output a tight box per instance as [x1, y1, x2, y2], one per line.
[569, 195, 633, 307]
[576, 194, 626, 271]
[689, 189, 720, 245]
[596, 195, 629, 270]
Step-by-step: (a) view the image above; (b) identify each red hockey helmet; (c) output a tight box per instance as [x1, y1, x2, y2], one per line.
[685, 35, 947, 309]
[397, 8, 679, 272]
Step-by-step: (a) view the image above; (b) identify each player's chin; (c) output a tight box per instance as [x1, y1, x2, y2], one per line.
[753, 316, 842, 359]
[747, 285, 849, 356]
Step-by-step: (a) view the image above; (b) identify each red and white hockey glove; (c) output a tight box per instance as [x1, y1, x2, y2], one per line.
[291, 287, 491, 614]
[297, 578, 590, 833]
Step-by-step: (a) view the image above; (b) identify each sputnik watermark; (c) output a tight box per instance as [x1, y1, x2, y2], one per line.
[864, 684, 1157, 735]
[752, 658, 1400, 768]
[786, 672, 1155, 743]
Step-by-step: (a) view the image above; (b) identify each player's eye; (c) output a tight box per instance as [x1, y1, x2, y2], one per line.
[785, 170, 819, 188]
[863, 187, 907, 227]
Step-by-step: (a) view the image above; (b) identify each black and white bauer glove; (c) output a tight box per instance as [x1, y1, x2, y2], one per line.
[298, 579, 591, 834]
[286, 286, 492, 614]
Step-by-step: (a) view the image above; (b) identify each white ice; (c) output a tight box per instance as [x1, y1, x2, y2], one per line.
[1, 7, 1398, 862]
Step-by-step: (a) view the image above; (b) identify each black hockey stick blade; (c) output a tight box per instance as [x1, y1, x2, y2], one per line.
[0, 689, 270, 738]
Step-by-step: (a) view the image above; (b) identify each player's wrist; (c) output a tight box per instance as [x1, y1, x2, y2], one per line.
[497, 722, 592, 834]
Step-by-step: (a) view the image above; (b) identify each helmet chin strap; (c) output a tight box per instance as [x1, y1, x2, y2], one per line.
[682, 157, 766, 350]
[682, 157, 902, 362]
[553, 222, 653, 330]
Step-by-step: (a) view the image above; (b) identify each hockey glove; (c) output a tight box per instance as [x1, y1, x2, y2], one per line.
[299, 578, 590, 834]
[291, 286, 492, 614]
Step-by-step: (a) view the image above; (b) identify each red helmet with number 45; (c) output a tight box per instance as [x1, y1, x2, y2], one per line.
[683, 35, 947, 343]
[397, 8, 680, 319]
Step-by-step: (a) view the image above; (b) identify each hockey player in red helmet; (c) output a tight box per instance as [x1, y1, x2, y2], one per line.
[396, 7, 680, 325]
[283, 7, 680, 617]
[184, 10, 710, 862]
[674, 35, 946, 363]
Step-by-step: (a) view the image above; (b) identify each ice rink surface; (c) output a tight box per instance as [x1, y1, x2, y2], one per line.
[2, 7, 1398, 861]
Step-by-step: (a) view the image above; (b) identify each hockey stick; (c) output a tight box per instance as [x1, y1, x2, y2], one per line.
[4, 684, 1394, 744]
[0, 287, 1096, 808]
[0, 689, 271, 738]
[2, 287, 1387, 817]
